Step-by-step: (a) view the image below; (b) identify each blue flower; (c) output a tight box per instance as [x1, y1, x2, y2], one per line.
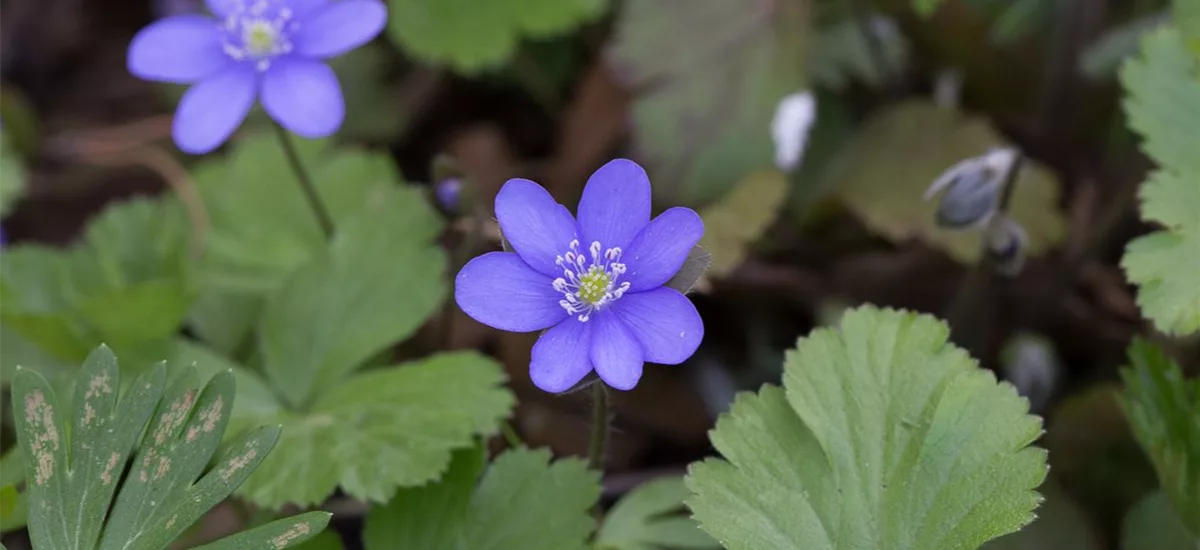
[455, 159, 705, 393]
[127, 0, 387, 154]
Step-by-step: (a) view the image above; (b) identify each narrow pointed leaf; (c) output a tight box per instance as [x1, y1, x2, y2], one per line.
[191, 511, 332, 550]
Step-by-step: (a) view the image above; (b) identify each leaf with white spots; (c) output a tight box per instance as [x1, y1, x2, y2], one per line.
[12, 345, 164, 550]
[190, 511, 333, 550]
[685, 306, 1048, 550]
[236, 351, 515, 509]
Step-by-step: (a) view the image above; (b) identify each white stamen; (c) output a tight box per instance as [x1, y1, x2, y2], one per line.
[552, 239, 630, 322]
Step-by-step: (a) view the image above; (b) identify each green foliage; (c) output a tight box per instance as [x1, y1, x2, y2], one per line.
[1079, 11, 1170, 80]
[0, 449, 28, 533]
[686, 306, 1048, 550]
[808, 15, 908, 91]
[608, 0, 810, 206]
[9, 345, 324, 549]
[833, 100, 1066, 263]
[595, 476, 719, 550]
[1118, 28, 1200, 335]
[258, 187, 447, 408]
[194, 133, 441, 294]
[0, 125, 26, 217]
[385, 0, 607, 74]
[980, 481, 1100, 550]
[236, 351, 515, 508]
[364, 446, 599, 550]
[327, 45, 407, 141]
[1119, 339, 1200, 537]
[0, 197, 192, 363]
[697, 170, 787, 278]
[189, 512, 333, 550]
[1121, 490, 1199, 550]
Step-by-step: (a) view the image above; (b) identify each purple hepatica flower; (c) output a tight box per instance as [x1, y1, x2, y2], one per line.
[127, 0, 387, 154]
[455, 159, 705, 393]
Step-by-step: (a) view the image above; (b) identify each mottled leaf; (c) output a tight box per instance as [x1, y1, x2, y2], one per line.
[608, 0, 811, 205]
[834, 100, 1066, 263]
[191, 512, 333, 550]
[236, 351, 514, 508]
[386, 0, 607, 73]
[686, 306, 1048, 550]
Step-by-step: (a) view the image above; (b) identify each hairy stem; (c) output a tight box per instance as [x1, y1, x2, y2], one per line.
[588, 382, 609, 473]
[273, 122, 335, 238]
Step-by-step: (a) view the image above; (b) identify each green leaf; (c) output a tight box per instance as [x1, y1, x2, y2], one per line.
[686, 305, 1048, 550]
[236, 351, 515, 508]
[365, 447, 599, 550]
[197, 133, 441, 294]
[1079, 11, 1170, 80]
[596, 476, 719, 550]
[980, 480, 1100, 550]
[608, 0, 810, 206]
[386, 0, 607, 74]
[0, 448, 28, 533]
[696, 170, 787, 278]
[913, 0, 943, 17]
[0, 127, 26, 217]
[364, 444, 487, 550]
[1119, 339, 1200, 536]
[460, 448, 599, 550]
[808, 16, 908, 91]
[258, 186, 447, 408]
[168, 338, 282, 422]
[13, 346, 165, 550]
[1118, 28, 1200, 335]
[833, 100, 1066, 263]
[1121, 490, 1199, 550]
[186, 285, 262, 358]
[191, 512, 333, 550]
[0, 196, 193, 361]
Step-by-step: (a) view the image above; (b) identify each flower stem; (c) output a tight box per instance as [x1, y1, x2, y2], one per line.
[272, 122, 334, 238]
[587, 382, 609, 473]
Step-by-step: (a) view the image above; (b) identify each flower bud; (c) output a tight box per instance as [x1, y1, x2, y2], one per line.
[924, 147, 1018, 229]
[435, 177, 463, 215]
[983, 215, 1027, 276]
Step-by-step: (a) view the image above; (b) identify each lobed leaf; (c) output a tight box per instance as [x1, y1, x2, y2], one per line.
[607, 0, 811, 206]
[1119, 339, 1200, 537]
[686, 305, 1048, 550]
[258, 186, 447, 408]
[236, 351, 514, 508]
[190, 511, 333, 550]
[833, 100, 1066, 263]
[13, 346, 165, 550]
[386, 0, 608, 74]
[363, 445, 487, 550]
[1118, 27, 1200, 335]
[596, 476, 719, 550]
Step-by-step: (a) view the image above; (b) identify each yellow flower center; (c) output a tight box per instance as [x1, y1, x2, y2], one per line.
[576, 266, 612, 305]
[245, 22, 278, 55]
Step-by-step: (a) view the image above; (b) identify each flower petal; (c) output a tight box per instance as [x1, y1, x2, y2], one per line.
[455, 252, 568, 332]
[611, 288, 703, 365]
[495, 178, 579, 277]
[577, 158, 651, 250]
[128, 16, 229, 84]
[207, 0, 326, 17]
[530, 319, 593, 393]
[590, 312, 644, 390]
[172, 64, 257, 154]
[260, 57, 344, 138]
[622, 207, 704, 292]
[293, 0, 388, 58]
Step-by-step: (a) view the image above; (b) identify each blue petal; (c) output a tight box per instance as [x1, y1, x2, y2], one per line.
[495, 178, 579, 277]
[261, 57, 344, 138]
[530, 318, 593, 393]
[455, 252, 568, 332]
[207, 0, 326, 17]
[590, 312, 644, 390]
[128, 16, 230, 84]
[172, 64, 257, 154]
[577, 158, 651, 250]
[622, 207, 704, 292]
[611, 288, 702, 365]
[293, 0, 387, 59]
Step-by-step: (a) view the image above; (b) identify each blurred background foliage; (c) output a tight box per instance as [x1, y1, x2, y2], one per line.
[0, 0, 1197, 547]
